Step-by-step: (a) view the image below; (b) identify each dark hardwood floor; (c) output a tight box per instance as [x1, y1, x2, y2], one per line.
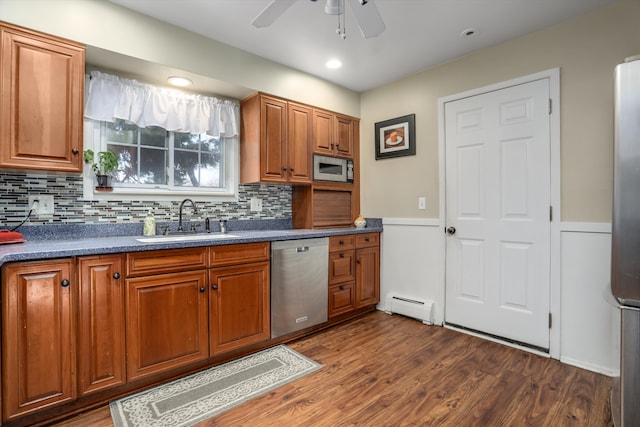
[54, 311, 613, 426]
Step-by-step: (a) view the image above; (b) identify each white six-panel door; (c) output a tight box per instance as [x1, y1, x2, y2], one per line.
[444, 78, 551, 350]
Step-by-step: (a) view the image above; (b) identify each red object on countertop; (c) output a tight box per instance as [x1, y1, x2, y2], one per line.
[0, 229, 25, 244]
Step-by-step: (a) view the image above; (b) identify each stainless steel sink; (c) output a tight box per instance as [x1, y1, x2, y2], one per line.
[136, 234, 238, 243]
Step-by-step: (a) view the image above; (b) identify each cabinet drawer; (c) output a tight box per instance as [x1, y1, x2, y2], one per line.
[329, 282, 355, 318]
[329, 235, 356, 252]
[356, 233, 379, 248]
[329, 250, 355, 285]
[210, 242, 270, 267]
[126, 247, 207, 277]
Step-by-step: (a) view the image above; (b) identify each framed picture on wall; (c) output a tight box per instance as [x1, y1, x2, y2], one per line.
[375, 114, 416, 160]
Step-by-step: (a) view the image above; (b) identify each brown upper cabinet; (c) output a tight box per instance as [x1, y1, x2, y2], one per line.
[313, 109, 354, 158]
[240, 93, 313, 184]
[0, 22, 85, 172]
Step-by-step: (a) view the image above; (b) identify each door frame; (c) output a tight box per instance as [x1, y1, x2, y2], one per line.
[437, 68, 561, 359]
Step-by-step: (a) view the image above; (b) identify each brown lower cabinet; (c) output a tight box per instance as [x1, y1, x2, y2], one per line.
[78, 255, 126, 396]
[1, 259, 76, 422]
[0, 237, 378, 425]
[209, 262, 271, 355]
[126, 270, 210, 382]
[328, 233, 380, 318]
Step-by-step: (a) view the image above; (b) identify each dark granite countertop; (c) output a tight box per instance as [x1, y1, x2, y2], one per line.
[0, 219, 382, 266]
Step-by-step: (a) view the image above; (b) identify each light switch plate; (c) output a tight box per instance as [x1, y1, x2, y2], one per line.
[28, 195, 54, 216]
[418, 197, 426, 210]
[250, 197, 263, 212]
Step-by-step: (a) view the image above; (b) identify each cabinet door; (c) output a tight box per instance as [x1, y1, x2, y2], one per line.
[334, 114, 354, 158]
[126, 271, 209, 382]
[328, 282, 356, 318]
[2, 259, 76, 421]
[209, 262, 270, 355]
[260, 96, 288, 182]
[287, 102, 313, 183]
[0, 23, 84, 172]
[329, 250, 356, 285]
[78, 255, 126, 396]
[313, 109, 334, 155]
[355, 246, 380, 307]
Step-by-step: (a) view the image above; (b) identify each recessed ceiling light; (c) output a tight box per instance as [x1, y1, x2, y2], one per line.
[167, 76, 193, 87]
[460, 28, 480, 38]
[326, 59, 343, 69]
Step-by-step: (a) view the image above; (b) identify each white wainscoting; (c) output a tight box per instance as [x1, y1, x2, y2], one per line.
[379, 218, 619, 376]
[379, 218, 445, 325]
[560, 223, 619, 376]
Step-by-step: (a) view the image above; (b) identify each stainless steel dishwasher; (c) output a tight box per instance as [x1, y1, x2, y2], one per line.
[271, 237, 328, 338]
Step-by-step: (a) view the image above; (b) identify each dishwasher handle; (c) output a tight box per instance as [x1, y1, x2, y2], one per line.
[296, 246, 310, 253]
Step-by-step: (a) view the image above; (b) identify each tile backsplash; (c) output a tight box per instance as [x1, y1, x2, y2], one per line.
[0, 171, 291, 228]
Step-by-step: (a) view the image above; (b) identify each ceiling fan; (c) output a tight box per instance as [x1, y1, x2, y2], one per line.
[251, 0, 386, 39]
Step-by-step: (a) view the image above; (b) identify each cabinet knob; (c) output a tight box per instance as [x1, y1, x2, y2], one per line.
[61, 279, 70, 287]
[339, 285, 345, 291]
[212, 285, 218, 290]
[356, 260, 361, 265]
[290, 167, 294, 172]
[200, 287, 206, 293]
[339, 253, 345, 258]
[71, 147, 79, 155]
[113, 272, 121, 279]
[339, 240, 344, 245]
[282, 166, 288, 172]
[365, 237, 370, 242]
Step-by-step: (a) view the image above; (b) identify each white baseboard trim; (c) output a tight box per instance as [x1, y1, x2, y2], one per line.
[560, 356, 619, 378]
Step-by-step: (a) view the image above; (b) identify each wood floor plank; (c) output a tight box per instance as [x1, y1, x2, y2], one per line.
[50, 311, 613, 427]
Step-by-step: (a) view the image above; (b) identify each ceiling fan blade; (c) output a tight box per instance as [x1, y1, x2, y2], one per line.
[251, 0, 296, 28]
[347, 0, 385, 38]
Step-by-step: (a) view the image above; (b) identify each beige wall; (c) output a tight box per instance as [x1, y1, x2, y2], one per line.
[360, 0, 640, 222]
[0, 0, 360, 117]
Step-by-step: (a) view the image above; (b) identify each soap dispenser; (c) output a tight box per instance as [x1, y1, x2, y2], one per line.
[143, 210, 156, 236]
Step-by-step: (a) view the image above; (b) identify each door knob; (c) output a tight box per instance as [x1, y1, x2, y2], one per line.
[446, 226, 456, 235]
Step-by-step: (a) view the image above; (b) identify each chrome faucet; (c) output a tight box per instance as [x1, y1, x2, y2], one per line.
[177, 198, 198, 232]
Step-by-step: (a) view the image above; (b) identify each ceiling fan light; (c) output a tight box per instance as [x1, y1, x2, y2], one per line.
[325, 0, 344, 15]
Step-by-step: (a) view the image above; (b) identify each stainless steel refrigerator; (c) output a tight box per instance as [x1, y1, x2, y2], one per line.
[611, 55, 640, 427]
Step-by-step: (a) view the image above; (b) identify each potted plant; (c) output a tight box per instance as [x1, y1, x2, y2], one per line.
[83, 149, 119, 190]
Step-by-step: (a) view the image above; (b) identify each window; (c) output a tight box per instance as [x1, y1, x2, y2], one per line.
[84, 119, 237, 199]
[83, 71, 239, 200]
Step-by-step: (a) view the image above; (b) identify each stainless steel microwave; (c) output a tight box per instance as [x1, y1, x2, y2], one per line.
[313, 154, 354, 183]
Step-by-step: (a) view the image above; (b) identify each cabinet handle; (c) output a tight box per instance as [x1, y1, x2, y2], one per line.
[212, 285, 218, 290]
[71, 147, 79, 155]
[282, 166, 288, 172]
[365, 237, 370, 242]
[200, 287, 206, 293]
[331, 143, 334, 149]
[339, 240, 344, 245]
[339, 253, 345, 258]
[61, 279, 70, 287]
[339, 285, 345, 291]
[356, 260, 361, 265]
[290, 167, 294, 172]
[113, 272, 121, 279]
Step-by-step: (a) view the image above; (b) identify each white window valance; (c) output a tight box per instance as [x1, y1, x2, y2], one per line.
[84, 71, 239, 138]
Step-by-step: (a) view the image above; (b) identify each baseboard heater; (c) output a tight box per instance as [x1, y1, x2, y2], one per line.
[384, 293, 435, 325]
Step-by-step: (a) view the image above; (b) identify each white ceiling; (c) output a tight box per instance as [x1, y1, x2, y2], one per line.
[109, 0, 617, 93]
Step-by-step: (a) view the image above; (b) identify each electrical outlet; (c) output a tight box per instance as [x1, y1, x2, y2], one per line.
[250, 197, 263, 212]
[28, 195, 54, 216]
[418, 197, 426, 210]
